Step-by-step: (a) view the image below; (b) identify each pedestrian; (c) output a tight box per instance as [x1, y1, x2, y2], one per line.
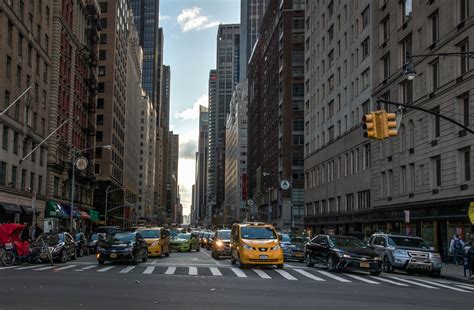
[449, 234, 465, 265]
[20, 223, 30, 241]
[33, 223, 43, 239]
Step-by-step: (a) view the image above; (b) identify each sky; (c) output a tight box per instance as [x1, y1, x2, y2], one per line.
[160, 0, 240, 216]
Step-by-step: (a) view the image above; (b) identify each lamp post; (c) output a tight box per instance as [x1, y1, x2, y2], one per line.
[105, 186, 126, 225]
[403, 51, 474, 80]
[70, 145, 111, 232]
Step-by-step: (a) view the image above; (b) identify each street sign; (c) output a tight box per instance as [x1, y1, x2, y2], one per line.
[280, 180, 290, 190]
[404, 210, 410, 223]
[469, 202, 474, 225]
[247, 199, 254, 207]
[75, 157, 88, 170]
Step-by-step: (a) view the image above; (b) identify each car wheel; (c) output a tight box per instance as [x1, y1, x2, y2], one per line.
[211, 251, 215, 258]
[1, 251, 16, 266]
[370, 271, 381, 276]
[60, 249, 68, 263]
[406, 269, 416, 275]
[277, 264, 284, 269]
[98, 260, 105, 265]
[305, 253, 314, 267]
[188, 245, 192, 252]
[383, 257, 394, 273]
[327, 255, 338, 272]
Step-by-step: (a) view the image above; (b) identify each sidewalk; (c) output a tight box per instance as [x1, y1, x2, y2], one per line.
[441, 263, 474, 284]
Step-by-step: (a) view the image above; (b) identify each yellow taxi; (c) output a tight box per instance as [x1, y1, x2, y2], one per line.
[230, 222, 284, 269]
[138, 227, 170, 258]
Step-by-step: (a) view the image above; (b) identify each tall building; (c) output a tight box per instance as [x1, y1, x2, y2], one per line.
[206, 69, 217, 225]
[0, 0, 56, 224]
[194, 105, 208, 225]
[224, 82, 248, 224]
[167, 132, 179, 223]
[93, 0, 132, 227]
[130, 0, 160, 108]
[247, 0, 305, 230]
[239, 0, 268, 80]
[208, 24, 240, 224]
[304, 0, 373, 236]
[158, 64, 170, 218]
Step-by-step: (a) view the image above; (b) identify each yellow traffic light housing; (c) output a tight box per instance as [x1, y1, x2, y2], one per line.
[362, 112, 377, 139]
[363, 110, 398, 140]
[385, 112, 398, 138]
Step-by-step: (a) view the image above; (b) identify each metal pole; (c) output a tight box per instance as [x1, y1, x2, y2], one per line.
[105, 186, 111, 225]
[0, 85, 33, 116]
[31, 192, 36, 239]
[70, 152, 76, 233]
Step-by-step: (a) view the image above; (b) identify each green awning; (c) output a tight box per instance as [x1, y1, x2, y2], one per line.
[89, 210, 100, 223]
[45, 201, 69, 219]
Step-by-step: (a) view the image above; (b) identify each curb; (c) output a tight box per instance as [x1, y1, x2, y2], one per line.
[441, 274, 474, 284]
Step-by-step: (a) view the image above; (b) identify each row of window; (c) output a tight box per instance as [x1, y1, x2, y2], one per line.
[305, 190, 371, 216]
[0, 161, 44, 196]
[1, 126, 45, 164]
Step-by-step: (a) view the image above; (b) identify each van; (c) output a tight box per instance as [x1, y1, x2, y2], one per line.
[230, 222, 284, 269]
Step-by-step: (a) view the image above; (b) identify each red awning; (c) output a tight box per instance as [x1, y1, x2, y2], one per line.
[79, 211, 91, 220]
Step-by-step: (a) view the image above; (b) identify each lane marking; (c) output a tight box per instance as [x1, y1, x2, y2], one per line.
[0, 266, 20, 270]
[371, 276, 408, 287]
[55, 265, 77, 271]
[81, 265, 97, 270]
[412, 278, 470, 293]
[143, 267, 155, 274]
[314, 270, 351, 283]
[119, 266, 136, 273]
[293, 269, 325, 281]
[387, 276, 438, 289]
[344, 273, 380, 284]
[275, 269, 297, 280]
[97, 266, 115, 272]
[230, 267, 247, 278]
[34, 266, 55, 271]
[164, 267, 176, 275]
[253, 269, 271, 279]
[189, 267, 198, 275]
[209, 267, 222, 276]
[16, 265, 44, 270]
[455, 284, 474, 291]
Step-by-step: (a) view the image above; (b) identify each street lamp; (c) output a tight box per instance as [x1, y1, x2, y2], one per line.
[403, 51, 474, 80]
[70, 144, 111, 232]
[105, 186, 126, 225]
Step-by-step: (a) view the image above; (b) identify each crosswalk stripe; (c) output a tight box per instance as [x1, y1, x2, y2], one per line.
[164, 267, 176, 275]
[119, 266, 136, 273]
[293, 269, 325, 281]
[16, 265, 44, 270]
[314, 270, 351, 283]
[0, 266, 20, 270]
[455, 284, 474, 291]
[143, 267, 155, 274]
[97, 266, 115, 272]
[55, 265, 77, 271]
[209, 267, 222, 276]
[34, 266, 55, 271]
[189, 267, 198, 275]
[372, 276, 408, 286]
[230, 267, 247, 278]
[275, 269, 297, 280]
[412, 279, 470, 293]
[387, 276, 438, 289]
[344, 274, 380, 284]
[81, 265, 97, 270]
[253, 269, 271, 279]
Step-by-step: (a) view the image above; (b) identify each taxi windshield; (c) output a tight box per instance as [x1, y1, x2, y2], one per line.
[177, 233, 191, 240]
[241, 227, 277, 240]
[140, 230, 161, 239]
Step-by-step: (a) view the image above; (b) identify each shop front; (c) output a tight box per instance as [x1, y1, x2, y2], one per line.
[44, 200, 70, 232]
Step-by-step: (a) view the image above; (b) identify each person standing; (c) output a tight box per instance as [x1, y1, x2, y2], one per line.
[449, 234, 465, 265]
[33, 223, 43, 239]
[20, 223, 30, 242]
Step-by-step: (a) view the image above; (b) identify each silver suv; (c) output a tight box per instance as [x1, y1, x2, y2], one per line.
[367, 233, 442, 276]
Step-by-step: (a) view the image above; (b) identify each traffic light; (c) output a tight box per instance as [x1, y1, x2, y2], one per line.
[384, 112, 398, 138]
[362, 112, 378, 139]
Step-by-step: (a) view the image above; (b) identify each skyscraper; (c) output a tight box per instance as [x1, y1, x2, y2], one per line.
[206, 69, 217, 224]
[194, 106, 209, 225]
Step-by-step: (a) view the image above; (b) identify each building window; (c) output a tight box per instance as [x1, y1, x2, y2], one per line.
[99, 2, 108, 13]
[100, 18, 107, 29]
[53, 176, 59, 196]
[460, 147, 471, 182]
[96, 114, 104, 125]
[381, 16, 389, 44]
[98, 66, 105, 76]
[346, 193, 355, 211]
[431, 155, 441, 187]
[6, 56, 12, 79]
[99, 50, 106, 60]
[460, 0, 468, 21]
[292, 152, 304, 166]
[357, 190, 370, 209]
[95, 164, 101, 174]
[30, 172, 35, 192]
[361, 37, 370, 60]
[387, 169, 393, 197]
[11, 166, 17, 188]
[401, 80, 413, 104]
[293, 120, 304, 132]
[430, 11, 439, 43]
[96, 131, 103, 142]
[400, 166, 406, 194]
[0, 162, 6, 186]
[2, 126, 9, 150]
[97, 82, 104, 93]
[361, 6, 370, 30]
[361, 68, 370, 90]
[97, 98, 104, 109]
[21, 169, 26, 190]
[38, 175, 42, 195]
[363, 144, 371, 170]
[460, 93, 470, 127]
[458, 39, 469, 75]
[4, 91, 10, 111]
[431, 106, 440, 138]
[99, 34, 107, 44]
[7, 21, 13, 46]
[401, 0, 412, 24]
[431, 60, 439, 90]
[292, 83, 304, 97]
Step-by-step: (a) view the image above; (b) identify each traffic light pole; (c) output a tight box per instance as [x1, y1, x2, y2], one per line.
[376, 98, 474, 134]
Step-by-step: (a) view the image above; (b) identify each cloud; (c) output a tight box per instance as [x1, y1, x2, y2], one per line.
[174, 94, 208, 120]
[180, 139, 197, 160]
[159, 13, 171, 22]
[177, 7, 221, 32]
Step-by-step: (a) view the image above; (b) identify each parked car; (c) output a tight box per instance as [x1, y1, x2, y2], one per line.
[87, 233, 105, 254]
[137, 227, 171, 258]
[74, 232, 89, 257]
[170, 233, 200, 252]
[211, 230, 231, 259]
[37, 232, 77, 263]
[305, 235, 382, 275]
[367, 233, 442, 276]
[97, 232, 148, 265]
[279, 233, 308, 262]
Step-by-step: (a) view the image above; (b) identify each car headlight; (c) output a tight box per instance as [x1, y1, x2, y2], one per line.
[374, 256, 382, 261]
[394, 249, 408, 257]
[271, 245, 281, 251]
[216, 241, 223, 247]
[430, 253, 441, 258]
[242, 244, 253, 250]
[337, 252, 350, 258]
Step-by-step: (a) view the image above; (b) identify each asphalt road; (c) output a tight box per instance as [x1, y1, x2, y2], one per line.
[0, 248, 472, 310]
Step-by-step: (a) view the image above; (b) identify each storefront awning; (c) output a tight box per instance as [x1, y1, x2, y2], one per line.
[62, 205, 81, 219]
[89, 210, 100, 223]
[20, 205, 41, 215]
[45, 201, 69, 219]
[0, 203, 22, 214]
[79, 211, 91, 220]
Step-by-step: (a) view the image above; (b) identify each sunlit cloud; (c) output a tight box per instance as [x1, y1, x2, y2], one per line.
[174, 94, 208, 120]
[177, 7, 221, 32]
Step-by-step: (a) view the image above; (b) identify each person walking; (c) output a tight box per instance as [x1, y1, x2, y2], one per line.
[33, 223, 43, 239]
[449, 234, 465, 265]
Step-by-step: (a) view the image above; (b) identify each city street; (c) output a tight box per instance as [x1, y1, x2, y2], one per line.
[0, 248, 472, 310]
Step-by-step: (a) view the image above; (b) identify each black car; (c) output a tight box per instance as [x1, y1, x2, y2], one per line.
[280, 233, 308, 262]
[37, 232, 77, 263]
[97, 232, 148, 265]
[87, 233, 105, 254]
[95, 226, 121, 235]
[305, 235, 382, 276]
[74, 233, 89, 257]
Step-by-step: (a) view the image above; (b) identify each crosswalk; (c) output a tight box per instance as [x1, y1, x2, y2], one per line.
[1, 263, 472, 293]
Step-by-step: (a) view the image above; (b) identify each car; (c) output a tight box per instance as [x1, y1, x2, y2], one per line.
[74, 232, 89, 257]
[367, 233, 442, 276]
[205, 232, 215, 250]
[170, 233, 200, 252]
[87, 233, 105, 254]
[279, 233, 308, 262]
[37, 232, 77, 263]
[304, 235, 382, 276]
[211, 230, 231, 259]
[96, 232, 148, 265]
[230, 222, 284, 269]
[95, 226, 121, 236]
[200, 232, 212, 248]
[137, 227, 171, 258]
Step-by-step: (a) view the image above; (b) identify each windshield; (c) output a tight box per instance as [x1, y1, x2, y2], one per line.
[42, 234, 63, 246]
[176, 233, 191, 240]
[217, 230, 231, 240]
[388, 237, 430, 249]
[90, 234, 99, 241]
[110, 233, 135, 243]
[170, 230, 179, 237]
[241, 227, 277, 240]
[330, 236, 366, 248]
[281, 234, 308, 243]
[140, 230, 161, 239]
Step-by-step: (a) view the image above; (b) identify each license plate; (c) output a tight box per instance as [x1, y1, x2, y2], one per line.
[360, 261, 369, 268]
[294, 253, 303, 257]
[5, 243, 13, 250]
[259, 255, 268, 260]
[110, 253, 117, 258]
